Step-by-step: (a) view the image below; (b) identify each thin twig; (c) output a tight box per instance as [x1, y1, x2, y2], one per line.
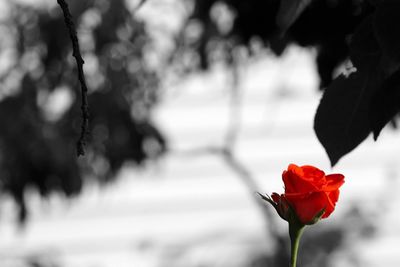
[57, 0, 89, 156]
[222, 148, 277, 224]
[133, 0, 149, 12]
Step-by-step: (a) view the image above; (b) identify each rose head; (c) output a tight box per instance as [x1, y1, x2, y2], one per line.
[271, 164, 345, 224]
[258, 164, 345, 267]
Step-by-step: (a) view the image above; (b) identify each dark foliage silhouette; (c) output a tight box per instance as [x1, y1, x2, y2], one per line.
[182, 0, 372, 87]
[0, 0, 166, 223]
[1, 0, 397, 223]
[177, 0, 400, 165]
[316, 1, 400, 165]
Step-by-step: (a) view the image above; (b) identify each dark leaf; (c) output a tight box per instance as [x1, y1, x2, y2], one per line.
[370, 70, 400, 139]
[373, 1, 400, 62]
[316, 40, 348, 89]
[314, 63, 380, 166]
[349, 15, 380, 69]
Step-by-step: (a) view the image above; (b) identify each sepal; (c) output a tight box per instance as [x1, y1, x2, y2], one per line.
[258, 192, 290, 221]
[305, 208, 326, 225]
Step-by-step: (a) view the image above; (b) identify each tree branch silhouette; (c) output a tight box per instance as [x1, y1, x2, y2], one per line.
[133, 0, 149, 12]
[221, 61, 280, 238]
[57, 0, 89, 156]
[172, 59, 280, 241]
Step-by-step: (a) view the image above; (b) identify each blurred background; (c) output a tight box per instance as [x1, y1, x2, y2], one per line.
[0, 0, 399, 266]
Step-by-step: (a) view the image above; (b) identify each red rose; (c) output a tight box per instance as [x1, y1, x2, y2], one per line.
[272, 164, 345, 224]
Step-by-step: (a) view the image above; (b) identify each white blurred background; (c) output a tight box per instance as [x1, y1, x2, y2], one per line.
[1, 0, 400, 267]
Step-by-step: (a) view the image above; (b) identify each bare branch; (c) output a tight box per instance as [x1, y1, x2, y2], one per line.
[57, 0, 89, 156]
[172, 57, 280, 239]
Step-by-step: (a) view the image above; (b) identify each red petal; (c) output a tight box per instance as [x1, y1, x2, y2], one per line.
[301, 165, 326, 187]
[328, 190, 340, 204]
[285, 192, 329, 224]
[324, 174, 345, 191]
[283, 164, 319, 194]
[321, 190, 340, 218]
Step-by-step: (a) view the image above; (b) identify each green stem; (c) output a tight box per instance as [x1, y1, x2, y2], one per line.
[289, 223, 305, 267]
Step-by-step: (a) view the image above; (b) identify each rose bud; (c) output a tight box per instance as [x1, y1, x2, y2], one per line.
[261, 164, 345, 225]
[259, 164, 345, 267]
